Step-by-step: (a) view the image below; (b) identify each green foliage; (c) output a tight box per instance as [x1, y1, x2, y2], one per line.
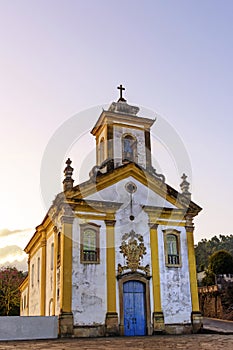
[201, 269, 216, 286]
[195, 234, 233, 272]
[209, 250, 233, 275]
[0, 267, 24, 316]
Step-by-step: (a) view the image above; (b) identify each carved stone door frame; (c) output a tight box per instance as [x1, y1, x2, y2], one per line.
[118, 272, 152, 336]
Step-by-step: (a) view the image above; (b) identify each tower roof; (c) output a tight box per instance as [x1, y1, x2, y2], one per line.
[91, 100, 155, 136]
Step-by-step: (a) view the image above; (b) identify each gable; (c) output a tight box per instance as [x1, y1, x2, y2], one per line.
[85, 176, 177, 209]
[70, 163, 201, 216]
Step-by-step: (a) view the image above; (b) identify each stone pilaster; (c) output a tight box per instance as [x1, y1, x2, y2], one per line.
[59, 312, 74, 337]
[52, 226, 58, 316]
[59, 207, 74, 337]
[149, 223, 165, 333]
[105, 312, 119, 337]
[105, 219, 119, 336]
[153, 312, 165, 333]
[40, 229, 46, 316]
[185, 215, 202, 333]
[191, 311, 203, 333]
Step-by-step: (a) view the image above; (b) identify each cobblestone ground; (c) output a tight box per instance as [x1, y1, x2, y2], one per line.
[0, 335, 233, 350]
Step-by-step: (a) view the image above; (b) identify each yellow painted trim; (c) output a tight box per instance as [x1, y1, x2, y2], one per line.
[40, 230, 46, 316]
[52, 231, 57, 315]
[76, 214, 108, 221]
[60, 219, 73, 313]
[27, 257, 30, 315]
[91, 111, 154, 136]
[186, 228, 200, 312]
[155, 220, 186, 227]
[19, 275, 28, 292]
[105, 220, 116, 313]
[75, 164, 188, 210]
[149, 224, 162, 312]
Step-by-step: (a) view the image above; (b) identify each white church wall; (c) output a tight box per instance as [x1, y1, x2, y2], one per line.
[20, 286, 28, 316]
[28, 248, 41, 315]
[85, 177, 192, 327]
[158, 225, 192, 325]
[87, 176, 176, 318]
[72, 218, 107, 326]
[87, 176, 175, 210]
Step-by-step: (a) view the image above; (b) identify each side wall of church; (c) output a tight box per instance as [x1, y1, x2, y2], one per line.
[28, 248, 41, 315]
[158, 225, 192, 324]
[20, 285, 29, 316]
[72, 218, 107, 326]
[113, 126, 146, 168]
[45, 233, 54, 316]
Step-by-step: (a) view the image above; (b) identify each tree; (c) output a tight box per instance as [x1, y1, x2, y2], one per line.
[209, 250, 233, 275]
[0, 267, 24, 316]
[201, 269, 216, 286]
[195, 234, 233, 272]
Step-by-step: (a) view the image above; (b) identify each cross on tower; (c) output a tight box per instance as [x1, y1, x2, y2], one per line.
[117, 84, 126, 102]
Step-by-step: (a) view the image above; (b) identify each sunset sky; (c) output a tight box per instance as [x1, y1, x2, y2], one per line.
[0, 0, 233, 269]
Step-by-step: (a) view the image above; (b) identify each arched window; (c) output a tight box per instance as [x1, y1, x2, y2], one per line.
[163, 230, 181, 267]
[80, 223, 100, 263]
[122, 134, 137, 162]
[31, 264, 34, 288]
[57, 232, 61, 265]
[51, 243, 54, 270]
[37, 257, 40, 283]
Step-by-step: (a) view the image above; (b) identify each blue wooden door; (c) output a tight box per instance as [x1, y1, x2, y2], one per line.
[123, 281, 146, 336]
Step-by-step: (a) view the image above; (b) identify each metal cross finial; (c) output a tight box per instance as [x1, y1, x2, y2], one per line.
[181, 173, 187, 181]
[117, 84, 126, 102]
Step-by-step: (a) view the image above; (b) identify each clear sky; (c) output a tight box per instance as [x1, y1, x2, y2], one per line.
[0, 0, 233, 268]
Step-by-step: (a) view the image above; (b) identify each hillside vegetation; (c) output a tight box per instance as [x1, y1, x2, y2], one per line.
[195, 235, 233, 272]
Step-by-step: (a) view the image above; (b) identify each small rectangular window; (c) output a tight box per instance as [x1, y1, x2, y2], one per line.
[57, 232, 61, 265]
[31, 264, 34, 287]
[51, 243, 54, 270]
[37, 257, 40, 283]
[80, 223, 100, 264]
[163, 229, 181, 267]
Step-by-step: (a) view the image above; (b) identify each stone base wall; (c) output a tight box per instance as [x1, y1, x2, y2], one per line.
[199, 293, 223, 318]
[164, 324, 193, 335]
[71, 320, 202, 337]
[73, 325, 105, 337]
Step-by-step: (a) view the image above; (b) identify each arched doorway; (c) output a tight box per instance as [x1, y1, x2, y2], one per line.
[118, 273, 151, 336]
[123, 280, 146, 336]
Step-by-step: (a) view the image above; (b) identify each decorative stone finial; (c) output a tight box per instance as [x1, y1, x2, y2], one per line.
[63, 158, 74, 191]
[180, 173, 191, 198]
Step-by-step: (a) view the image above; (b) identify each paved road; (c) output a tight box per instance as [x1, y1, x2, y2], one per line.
[203, 317, 233, 333]
[1, 335, 233, 350]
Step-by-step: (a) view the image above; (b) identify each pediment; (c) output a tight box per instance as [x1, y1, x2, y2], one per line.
[70, 163, 201, 215]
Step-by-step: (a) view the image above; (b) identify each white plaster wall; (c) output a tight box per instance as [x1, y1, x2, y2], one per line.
[72, 218, 107, 325]
[46, 234, 55, 316]
[85, 176, 192, 326]
[158, 225, 192, 324]
[113, 126, 146, 168]
[20, 287, 28, 316]
[56, 265, 61, 316]
[29, 249, 41, 315]
[87, 177, 164, 316]
[87, 176, 175, 214]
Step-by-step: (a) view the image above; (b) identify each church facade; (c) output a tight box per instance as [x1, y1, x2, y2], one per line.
[20, 90, 202, 336]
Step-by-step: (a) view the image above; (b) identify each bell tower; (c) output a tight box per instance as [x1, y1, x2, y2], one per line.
[91, 85, 155, 171]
